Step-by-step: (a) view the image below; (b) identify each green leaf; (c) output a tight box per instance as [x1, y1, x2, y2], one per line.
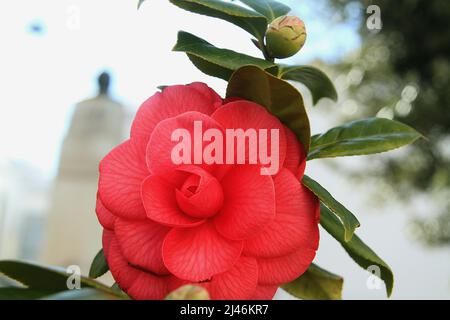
[0, 287, 55, 300]
[226, 65, 311, 151]
[170, 0, 268, 40]
[173, 31, 278, 80]
[302, 175, 360, 241]
[111, 282, 121, 291]
[308, 117, 423, 160]
[89, 249, 109, 279]
[42, 288, 123, 300]
[280, 65, 338, 105]
[282, 263, 343, 300]
[137, 0, 145, 9]
[320, 205, 394, 297]
[239, 0, 290, 22]
[0, 260, 115, 295]
[110, 282, 131, 299]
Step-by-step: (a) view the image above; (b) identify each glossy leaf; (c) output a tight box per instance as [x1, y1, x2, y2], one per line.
[173, 31, 278, 80]
[303, 175, 360, 241]
[239, 0, 290, 22]
[42, 288, 123, 300]
[0, 287, 55, 300]
[280, 65, 338, 105]
[0, 260, 116, 295]
[308, 118, 423, 160]
[137, 0, 145, 9]
[89, 249, 109, 279]
[226, 65, 311, 151]
[320, 205, 394, 297]
[170, 0, 268, 40]
[282, 263, 343, 300]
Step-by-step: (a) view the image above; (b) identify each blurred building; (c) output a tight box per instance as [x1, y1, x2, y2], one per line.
[0, 160, 49, 261]
[41, 73, 128, 273]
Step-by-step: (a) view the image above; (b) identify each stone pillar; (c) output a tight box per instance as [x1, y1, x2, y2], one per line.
[41, 73, 128, 275]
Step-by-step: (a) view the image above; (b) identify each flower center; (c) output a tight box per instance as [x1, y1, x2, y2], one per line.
[175, 166, 224, 219]
[180, 175, 201, 196]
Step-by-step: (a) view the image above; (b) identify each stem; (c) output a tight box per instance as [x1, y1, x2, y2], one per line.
[257, 37, 274, 63]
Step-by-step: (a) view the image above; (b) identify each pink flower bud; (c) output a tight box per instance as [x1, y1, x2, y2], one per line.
[266, 15, 306, 59]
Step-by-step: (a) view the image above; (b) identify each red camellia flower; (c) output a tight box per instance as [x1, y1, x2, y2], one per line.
[96, 83, 320, 300]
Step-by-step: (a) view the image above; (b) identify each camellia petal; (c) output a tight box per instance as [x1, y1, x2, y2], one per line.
[95, 194, 116, 230]
[115, 218, 170, 275]
[98, 137, 148, 220]
[257, 247, 316, 285]
[243, 168, 320, 257]
[102, 229, 114, 258]
[175, 165, 224, 218]
[297, 159, 307, 180]
[146, 111, 224, 182]
[211, 101, 287, 174]
[187, 82, 223, 109]
[127, 271, 171, 300]
[249, 285, 279, 300]
[162, 222, 243, 282]
[107, 237, 171, 299]
[107, 237, 143, 290]
[205, 256, 258, 300]
[131, 83, 220, 141]
[214, 165, 276, 240]
[141, 175, 204, 227]
[283, 126, 306, 176]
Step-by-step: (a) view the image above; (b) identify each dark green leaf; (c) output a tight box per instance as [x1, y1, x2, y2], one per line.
[0, 260, 115, 295]
[239, 0, 290, 22]
[0, 287, 55, 300]
[89, 249, 109, 279]
[226, 65, 311, 151]
[320, 205, 394, 297]
[308, 118, 423, 160]
[42, 288, 122, 300]
[173, 31, 278, 80]
[280, 65, 338, 105]
[302, 175, 360, 241]
[170, 0, 268, 40]
[251, 38, 261, 50]
[282, 263, 343, 300]
[137, 0, 145, 9]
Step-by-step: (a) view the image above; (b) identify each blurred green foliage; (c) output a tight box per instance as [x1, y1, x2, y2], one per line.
[328, 0, 450, 245]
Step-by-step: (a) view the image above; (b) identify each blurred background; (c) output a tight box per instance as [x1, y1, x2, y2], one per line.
[0, 0, 448, 299]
